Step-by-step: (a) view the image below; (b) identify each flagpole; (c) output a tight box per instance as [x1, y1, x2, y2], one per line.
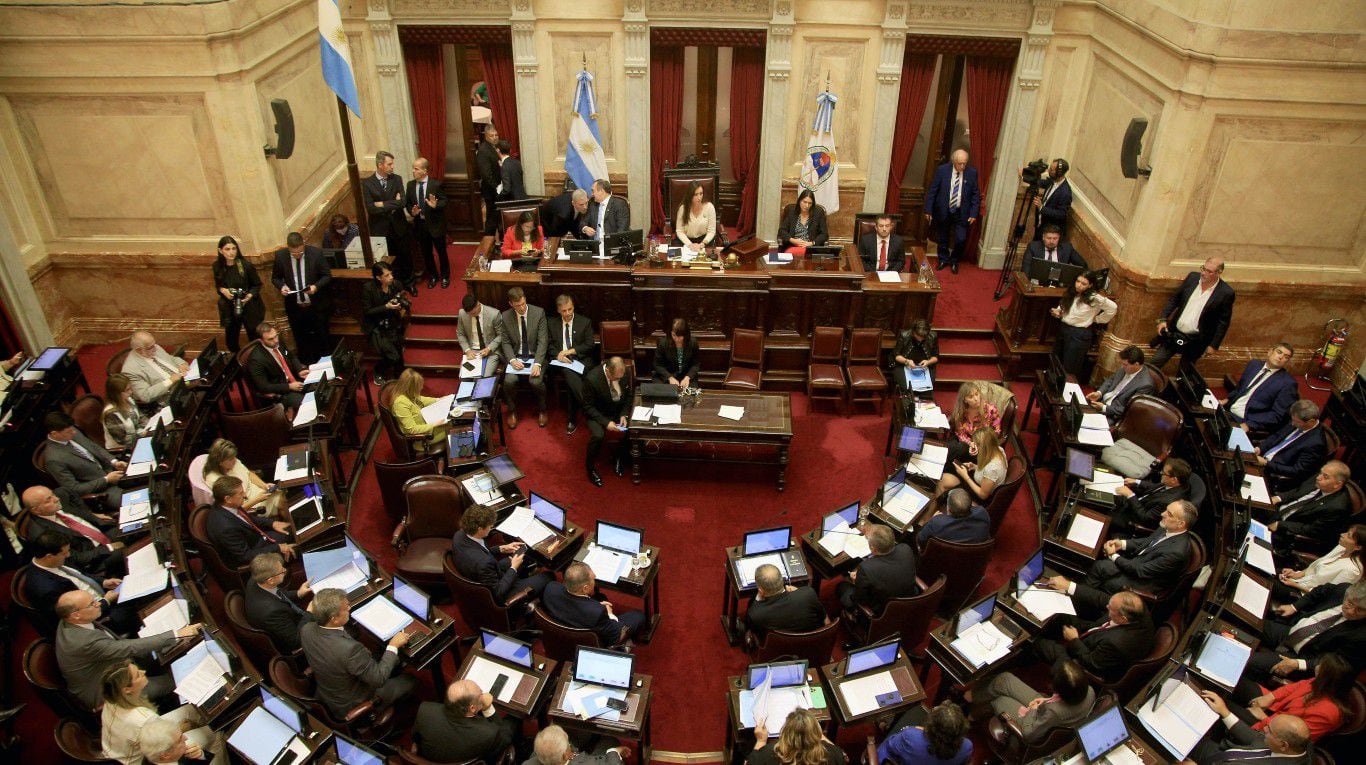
[337, 97, 374, 268]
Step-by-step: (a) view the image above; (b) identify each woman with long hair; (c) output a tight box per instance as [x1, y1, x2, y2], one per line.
[211, 235, 264, 353]
[675, 181, 717, 251]
[946, 381, 1002, 464]
[1051, 270, 1116, 377]
[749, 708, 846, 765]
[776, 189, 829, 254]
[652, 318, 700, 389]
[876, 701, 973, 764]
[100, 661, 217, 765]
[937, 427, 1007, 502]
[1276, 525, 1365, 599]
[390, 368, 448, 452]
[102, 373, 148, 452]
[201, 437, 284, 518]
[501, 210, 545, 256]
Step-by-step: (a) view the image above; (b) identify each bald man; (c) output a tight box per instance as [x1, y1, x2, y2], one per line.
[925, 149, 980, 274]
[1028, 591, 1155, 683]
[415, 678, 520, 762]
[21, 484, 124, 577]
[1151, 256, 1236, 369]
[120, 330, 189, 407]
[1185, 703, 1312, 765]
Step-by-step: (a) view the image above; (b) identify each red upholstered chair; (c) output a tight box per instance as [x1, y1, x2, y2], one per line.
[600, 321, 635, 379]
[54, 718, 115, 764]
[1114, 394, 1183, 464]
[69, 395, 107, 451]
[807, 326, 847, 415]
[531, 604, 608, 662]
[852, 213, 903, 244]
[374, 457, 440, 522]
[751, 617, 842, 666]
[846, 329, 887, 415]
[219, 404, 290, 475]
[442, 552, 534, 634]
[919, 536, 996, 617]
[723, 329, 765, 390]
[851, 574, 946, 655]
[985, 455, 1028, 538]
[393, 475, 464, 591]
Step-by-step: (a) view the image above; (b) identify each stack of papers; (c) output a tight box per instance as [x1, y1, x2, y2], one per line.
[1066, 514, 1106, 549]
[1243, 537, 1275, 575]
[950, 620, 1013, 668]
[119, 488, 153, 531]
[488, 260, 513, 273]
[496, 506, 555, 547]
[1062, 382, 1086, 404]
[817, 523, 872, 558]
[739, 683, 812, 731]
[291, 392, 318, 427]
[837, 672, 898, 717]
[549, 358, 585, 374]
[274, 451, 311, 483]
[631, 406, 653, 422]
[875, 271, 901, 283]
[653, 404, 682, 425]
[139, 596, 190, 638]
[303, 365, 331, 385]
[1015, 586, 1076, 621]
[183, 358, 202, 383]
[421, 394, 456, 426]
[148, 406, 174, 430]
[305, 546, 370, 593]
[352, 596, 413, 641]
[1136, 678, 1219, 759]
[1227, 428, 1255, 453]
[1233, 573, 1269, 618]
[175, 653, 228, 706]
[1082, 470, 1126, 495]
[907, 443, 949, 481]
[717, 405, 745, 421]
[584, 545, 632, 584]
[121, 541, 169, 600]
[460, 358, 486, 379]
[563, 682, 627, 722]
[1201, 390, 1220, 410]
[1240, 474, 1271, 504]
[1077, 412, 1114, 446]
[125, 437, 156, 478]
[914, 403, 951, 430]
[766, 253, 794, 264]
[881, 484, 931, 525]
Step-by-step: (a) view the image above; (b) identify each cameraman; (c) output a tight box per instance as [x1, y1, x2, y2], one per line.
[362, 262, 409, 386]
[1030, 158, 1073, 240]
[212, 235, 264, 353]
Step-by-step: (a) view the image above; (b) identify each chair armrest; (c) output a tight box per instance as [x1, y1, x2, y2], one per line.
[390, 521, 407, 549]
[862, 735, 878, 765]
[857, 603, 877, 620]
[344, 699, 375, 722]
[505, 586, 535, 607]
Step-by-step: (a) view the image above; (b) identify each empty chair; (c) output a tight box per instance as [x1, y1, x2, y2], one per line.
[24, 638, 91, 723]
[600, 320, 635, 376]
[54, 718, 115, 764]
[69, 395, 106, 450]
[845, 328, 887, 415]
[918, 536, 996, 617]
[531, 603, 607, 663]
[218, 404, 290, 474]
[722, 328, 765, 390]
[984, 455, 1028, 538]
[752, 617, 841, 666]
[849, 574, 946, 654]
[394, 475, 465, 591]
[374, 457, 440, 522]
[807, 326, 847, 415]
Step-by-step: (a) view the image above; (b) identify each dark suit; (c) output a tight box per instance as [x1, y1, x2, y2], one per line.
[541, 191, 583, 238]
[1269, 478, 1351, 552]
[584, 195, 629, 240]
[299, 622, 415, 719]
[775, 204, 829, 252]
[925, 162, 981, 266]
[24, 496, 123, 577]
[450, 531, 550, 605]
[857, 232, 906, 273]
[542, 581, 643, 645]
[497, 305, 549, 411]
[44, 434, 122, 510]
[476, 141, 501, 235]
[837, 543, 918, 613]
[361, 281, 406, 381]
[548, 314, 596, 425]
[1034, 177, 1073, 239]
[204, 504, 285, 569]
[1197, 723, 1311, 765]
[581, 364, 632, 471]
[246, 341, 306, 413]
[243, 583, 313, 654]
[405, 177, 448, 283]
[1226, 361, 1297, 432]
[415, 701, 517, 763]
[1021, 240, 1087, 276]
[1109, 481, 1189, 535]
[1152, 273, 1236, 366]
[917, 506, 991, 546]
[270, 246, 334, 364]
[1237, 582, 1366, 701]
[1259, 424, 1327, 492]
[746, 585, 827, 641]
[1032, 610, 1156, 682]
[498, 156, 526, 201]
[1073, 530, 1193, 615]
[24, 564, 139, 635]
[652, 338, 700, 385]
[1095, 366, 1155, 422]
[361, 171, 411, 284]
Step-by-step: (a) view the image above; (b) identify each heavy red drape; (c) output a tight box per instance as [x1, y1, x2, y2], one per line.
[650, 46, 685, 233]
[479, 44, 520, 153]
[403, 44, 446, 176]
[729, 47, 765, 237]
[964, 55, 1014, 261]
[0, 300, 21, 356]
[883, 52, 938, 215]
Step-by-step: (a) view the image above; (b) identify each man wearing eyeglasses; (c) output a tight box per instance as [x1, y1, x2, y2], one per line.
[1150, 257, 1236, 369]
[243, 552, 314, 653]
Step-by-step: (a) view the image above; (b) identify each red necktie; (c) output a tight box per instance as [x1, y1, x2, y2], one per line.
[59, 513, 110, 545]
[271, 347, 297, 384]
[1081, 620, 1113, 638]
[234, 508, 273, 542]
[878, 240, 887, 271]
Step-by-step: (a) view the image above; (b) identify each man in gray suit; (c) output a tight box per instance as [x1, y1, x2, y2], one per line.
[120, 331, 189, 409]
[496, 286, 549, 429]
[1086, 345, 1155, 423]
[458, 293, 504, 377]
[525, 725, 630, 765]
[54, 590, 200, 709]
[44, 411, 126, 511]
[976, 660, 1096, 745]
[299, 588, 416, 719]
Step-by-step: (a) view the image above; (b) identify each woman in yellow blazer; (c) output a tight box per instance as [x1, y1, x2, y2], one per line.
[391, 368, 448, 452]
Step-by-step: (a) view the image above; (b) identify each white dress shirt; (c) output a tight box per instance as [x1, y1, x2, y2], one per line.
[1175, 281, 1218, 334]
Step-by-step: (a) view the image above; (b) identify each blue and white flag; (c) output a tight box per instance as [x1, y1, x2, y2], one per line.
[564, 69, 608, 192]
[318, 0, 361, 117]
[800, 90, 839, 213]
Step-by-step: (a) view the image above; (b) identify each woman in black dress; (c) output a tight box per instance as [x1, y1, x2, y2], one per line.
[361, 262, 409, 385]
[652, 318, 700, 389]
[212, 235, 264, 352]
[776, 189, 829, 254]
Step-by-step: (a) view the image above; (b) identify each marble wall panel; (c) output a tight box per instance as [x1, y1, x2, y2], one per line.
[257, 47, 345, 219]
[545, 32, 618, 167]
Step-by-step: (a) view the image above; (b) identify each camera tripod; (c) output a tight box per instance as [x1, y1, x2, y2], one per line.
[993, 180, 1041, 300]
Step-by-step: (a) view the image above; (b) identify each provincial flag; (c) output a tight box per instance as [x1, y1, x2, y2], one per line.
[318, 0, 361, 117]
[800, 90, 840, 213]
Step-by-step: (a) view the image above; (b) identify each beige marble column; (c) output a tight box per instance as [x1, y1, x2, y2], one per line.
[365, 0, 414, 171]
[863, 3, 909, 213]
[0, 217, 52, 350]
[755, 2, 796, 242]
[511, 7, 545, 196]
[622, 3, 651, 231]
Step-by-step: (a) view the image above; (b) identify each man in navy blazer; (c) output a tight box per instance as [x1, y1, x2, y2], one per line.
[918, 489, 990, 547]
[450, 505, 551, 605]
[24, 530, 141, 634]
[1150, 257, 1236, 368]
[1047, 501, 1197, 617]
[836, 524, 919, 613]
[541, 562, 644, 646]
[1221, 343, 1298, 433]
[581, 179, 629, 241]
[924, 149, 980, 274]
[1256, 400, 1328, 492]
[271, 232, 334, 364]
[203, 476, 293, 569]
[1021, 224, 1087, 277]
[1032, 159, 1073, 240]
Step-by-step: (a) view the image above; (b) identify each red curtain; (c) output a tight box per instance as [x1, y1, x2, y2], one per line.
[964, 55, 1014, 261]
[883, 52, 938, 215]
[650, 46, 685, 233]
[729, 47, 765, 237]
[480, 44, 520, 154]
[0, 300, 21, 356]
[403, 44, 446, 175]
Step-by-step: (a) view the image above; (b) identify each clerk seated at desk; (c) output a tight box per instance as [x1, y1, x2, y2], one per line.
[776, 189, 829, 255]
[1026, 591, 1155, 683]
[204, 476, 294, 568]
[415, 678, 521, 764]
[501, 211, 545, 258]
[745, 563, 827, 639]
[391, 369, 449, 454]
[918, 489, 990, 547]
[652, 318, 700, 390]
[836, 524, 918, 615]
[857, 215, 905, 273]
[1020, 224, 1086, 275]
[542, 562, 646, 647]
[1108, 457, 1192, 536]
[1085, 345, 1154, 423]
[244, 552, 314, 654]
[674, 181, 717, 251]
[451, 504, 552, 604]
[1254, 400, 1328, 493]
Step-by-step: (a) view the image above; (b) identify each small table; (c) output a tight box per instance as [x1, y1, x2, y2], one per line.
[720, 545, 812, 646]
[724, 667, 832, 765]
[348, 587, 458, 688]
[926, 599, 1031, 701]
[572, 534, 662, 642]
[628, 391, 793, 491]
[819, 647, 925, 732]
[547, 664, 653, 761]
[455, 645, 558, 718]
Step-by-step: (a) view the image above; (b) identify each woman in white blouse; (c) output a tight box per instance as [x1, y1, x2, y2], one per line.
[1275, 524, 1364, 600]
[201, 437, 284, 518]
[674, 181, 717, 251]
[101, 661, 218, 765]
[1050, 270, 1117, 377]
[102, 373, 148, 453]
[937, 427, 1007, 502]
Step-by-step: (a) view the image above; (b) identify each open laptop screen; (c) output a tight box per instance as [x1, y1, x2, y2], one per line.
[743, 527, 791, 555]
[574, 646, 633, 690]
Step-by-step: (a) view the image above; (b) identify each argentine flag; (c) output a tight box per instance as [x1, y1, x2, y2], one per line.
[564, 70, 608, 191]
[800, 90, 839, 213]
[319, 0, 361, 117]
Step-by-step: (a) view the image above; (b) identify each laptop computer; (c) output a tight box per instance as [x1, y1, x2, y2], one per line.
[574, 646, 634, 690]
[1015, 548, 1045, 596]
[595, 521, 643, 555]
[480, 628, 534, 668]
[1076, 705, 1131, 763]
[529, 492, 567, 532]
[747, 659, 808, 689]
[845, 638, 899, 675]
[334, 734, 386, 765]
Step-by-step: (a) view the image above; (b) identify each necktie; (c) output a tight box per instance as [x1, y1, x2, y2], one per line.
[519, 314, 528, 356]
[1264, 428, 1305, 461]
[234, 508, 273, 542]
[294, 257, 310, 306]
[1234, 369, 1270, 410]
[474, 315, 485, 348]
[596, 202, 606, 241]
[152, 355, 179, 377]
[271, 347, 297, 384]
[564, 322, 572, 355]
[66, 439, 97, 464]
[1279, 490, 1322, 521]
[1286, 611, 1343, 652]
[1046, 248, 1056, 263]
[418, 181, 426, 216]
[950, 173, 961, 211]
[1081, 620, 1113, 638]
[609, 379, 620, 401]
[59, 512, 110, 545]
[61, 565, 104, 596]
[878, 240, 887, 271]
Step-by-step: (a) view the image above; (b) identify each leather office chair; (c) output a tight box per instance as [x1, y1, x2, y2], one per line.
[494, 199, 543, 257]
[662, 158, 725, 246]
[24, 638, 92, 722]
[988, 692, 1116, 764]
[105, 348, 131, 379]
[851, 574, 946, 654]
[531, 603, 608, 662]
[1084, 617, 1179, 699]
[219, 405, 290, 475]
[234, 340, 274, 410]
[269, 656, 393, 739]
[600, 321, 635, 379]
[442, 552, 535, 635]
[807, 326, 847, 415]
[1114, 394, 1183, 464]
[846, 329, 887, 415]
[11, 567, 57, 637]
[393, 475, 465, 591]
[187, 504, 250, 590]
[374, 457, 440, 522]
[401, 742, 516, 765]
[722, 329, 765, 390]
[751, 617, 841, 666]
[1144, 363, 1168, 396]
[54, 718, 116, 764]
[223, 589, 282, 669]
[979, 382, 1018, 436]
[919, 536, 996, 617]
[1337, 682, 1366, 737]
[984, 455, 1028, 538]
[68, 396, 106, 451]
[377, 382, 428, 461]
[852, 212, 903, 244]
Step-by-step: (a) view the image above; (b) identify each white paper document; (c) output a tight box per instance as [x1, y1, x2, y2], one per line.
[161, 705, 214, 751]
[837, 671, 898, 718]
[1201, 390, 1220, 410]
[291, 392, 318, 427]
[1233, 573, 1270, 618]
[1136, 678, 1219, 759]
[1080, 412, 1111, 431]
[766, 253, 794, 264]
[631, 406, 653, 422]
[175, 654, 228, 707]
[653, 404, 682, 425]
[906, 453, 946, 481]
[951, 621, 1013, 668]
[1066, 514, 1105, 549]
[119, 496, 153, 527]
[1239, 475, 1271, 504]
[1062, 382, 1086, 404]
[124, 461, 152, 479]
[1082, 471, 1126, 495]
[421, 394, 456, 426]
[303, 366, 331, 385]
[462, 474, 503, 506]
[313, 561, 368, 593]
[126, 542, 163, 576]
[352, 596, 413, 641]
[465, 655, 526, 702]
[563, 681, 627, 722]
[274, 452, 311, 483]
[881, 484, 931, 525]
[913, 404, 951, 430]
[149, 406, 174, 430]
[876, 270, 901, 283]
[497, 505, 555, 548]
[549, 358, 585, 374]
[1227, 428, 1255, 454]
[1077, 427, 1115, 446]
[717, 405, 745, 421]
[584, 545, 632, 585]
[818, 523, 871, 558]
[488, 260, 513, 273]
[183, 358, 201, 383]
[739, 684, 811, 731]
[460, 358, 486, 379]
[119, 564, 169, 601]
[1016, 586, 1077, 620]
[139, 597, 190, 638]
[1244, 538, 1276, 575]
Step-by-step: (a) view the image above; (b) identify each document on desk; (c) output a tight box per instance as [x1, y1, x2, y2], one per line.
[126, 541, 163, 576]
[1136, 677, 1219, 759]
[907, 443, 948, 481]
[766, 252, 794, 264]
[631, 406, 653, 422]
[183, 358, 201, 383]
[466, 656, 526, 703]
[352, 596, 412, 641]
[549, 358, 585, 375]
[421, 394, 456, 426]
[119, 564, 169, 601]
[1202, 390, 1220, 410]
[735, 552, 786, 588]
[717, 405, 745, 421]
[913, 404, 951, 430]
[881, 484, 931, 526]
[876, 270, 901, 283]
[1016, 586, 1076, 621]
[161, 705, 214, 751]
[1082, 470, 1126, 494]
[149, 406, 174, 431]
[488, 259, 513, 273]
[139, 596, 190, 638]
[460, 358, 486, 379]
[556, 248, 569, 261]
[291, 392, 318, 427]
[1192, 632, 1253, 690]
[1227, 428, 1255, 454]
[462, 474, 503, 506]
[564, 681, 627, 722]
[739, 684, 811, 732]
[905, 366, 933, 393]
[1066, 514, 1105, 550]
[274, 452, 311, 483]
[951, 620, 1013, 668]
[584, 545, 632, 585]
[838, 671, 898, 718]
[497, 505, 555, 548]
[1062, 382, 1086, 405]
[175, 654, 228, 707]
[818, 522, 871, 558]
[313, 560, 369, 594]
[653, 404, 682, 425]
[1239, 474, 1271, 504]
[119, 488, 153, 528]
[1243, 537, 1276, 575]
[506, 358, 535, 376]
[303, 365, 331, 385]
[1233, 572, 1269, 618]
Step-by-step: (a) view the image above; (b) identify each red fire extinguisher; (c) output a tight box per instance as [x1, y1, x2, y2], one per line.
[1306, 318, 1349, 390]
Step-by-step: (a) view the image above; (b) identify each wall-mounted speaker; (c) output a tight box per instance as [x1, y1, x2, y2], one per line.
[1121, 117, 1150, 179]
[264, 98, 295, 160]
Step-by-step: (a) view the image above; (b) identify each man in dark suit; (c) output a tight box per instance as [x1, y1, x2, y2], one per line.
[1191, 696, 1314, 765]
[547, 294, 596, 435]
[1150, 256, 1236, 368]
[918, 488, 990, 546]
[203, 476, 293, 569]
[1109, 458, 1193, 535]
[745, 563, 827, 639]
[541, 562, 644, 646]
[1021, 224, 1087, 277]
[1255, 400, 1328, 492]
[476, 128, 503, 251]
[581, 357, 632, 487]
[42, 411, 126, 511]
[496, 140, 526, 201]
[837, 524, 918, 613]
[1030, 592, 1155, 682]
[1086, 345, 1155, 423]
[581, 179, 629, 241]
[270, 232, 334, 364]
[21, 484, 124, 578]
[924, 149, 980, 273]
[1234, 580, 1366, 702]
[1047, 501, 1197, 617]
[542, 187, 590, 239]
[1265, 461, 1352, 556]
[450, 504, 552, 604]
[243, 552, 313, 654]
[24, 531, 139, 634]
[299, 588, 416, 719]
[1221, 343, 1298, 433]
[245, 322, 305, 414]
[405, 157, 449, 290]
[361, 150, 412, 291]
[857, 215, 906, 274]
[496, 286, 549, 429]
[1032, 158, 1073, 240]
[415, 678, 519, 763]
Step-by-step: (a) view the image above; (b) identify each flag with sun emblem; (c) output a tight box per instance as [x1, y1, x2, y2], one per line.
[564, 69, 608, 193]
[800, 89, 839, 213]
[318, 0, 361, 117]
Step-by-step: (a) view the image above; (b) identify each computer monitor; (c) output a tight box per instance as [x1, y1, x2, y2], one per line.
[335, 734, 386, 765]
[1046, 353, 1067, 395]
[846, 640, 899, 675]
[605, 229, 644, 262]
[1180, 362, 1208, 406]
[1026, 258, 1085, 289]
[1015, 549, 1045, 595]
[392, 575, 430, 621]
[746, 659, 808, 690]
[260, 686, 304, 734]
[574, 646, 634, 690]
[480, 629, 534, 668]
[530, 492, 566, 531]
[823, 502, 860, 533]
[484, 453, 525, 485]
[1065, 447, 1095, 481]
[888, 465, 907, 485]
[1077, 705, 1130, 763]
[227, 706, 297, 765]
[807, 245, 842, 260]
[955, 595, 996, 637]
[30, 347, 69, 370]
[130, 436, 155, 465]
[743, 527, 791, 556]
[198, 337, 221, 370]
[1192, 631, 1253, 691]
[563, 238, 599, 261]
[897, 426, 925, 454]
[596, 521, 643, 555]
